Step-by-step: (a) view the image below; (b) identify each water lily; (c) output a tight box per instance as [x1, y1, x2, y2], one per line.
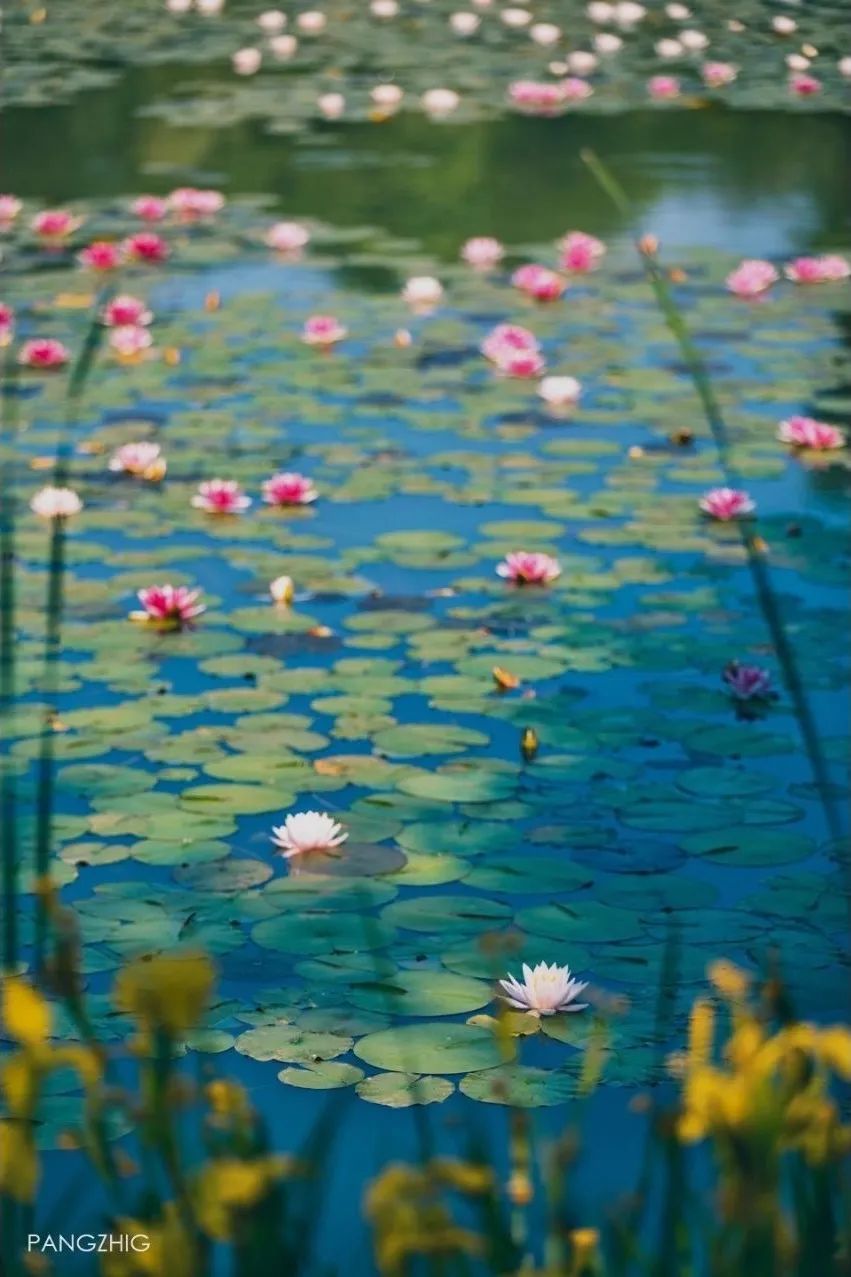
[648, 74, 681, 99]
[109, 325, 153, 360]
[402, 276, 444, 309]
[725, 259, 778, 297]
[302, 314, 347, 345]
[257, 8, 286, 31]
[421, 88, 460, 117]
[30, 486, 83, 519]
[561, 77, 593, 102]
[772, 15, 797, 34]
[722, 661, 773, 702]
[131, 584, 205, 629]
[232, 47, 262, 74]
[790, 73, 821, 96]
[777, 416, 844, 450]
[538, 375, 582, 408]
[269, 33, 298, 58]
[169, 187, 225, 220]
[450, 11, 480, 35]
[192, 479, 252, 514]
[18, 338, 69, 369]
[296, 10, 327, 33]
[371, 0, 398, 16]
[655, 38, 683, 58]
[594, 31, 622, 52]
[461, 236, 504, 268]
[614, 1, 645, 28]
[262, 472, 318, 506]
[109, 442, 165, 478]
[370, 83, 404, 108]
[702, 61, 737, 87]
[0, 195, 22, 227]
[509, 80, 567, 114]
[566, 50, 598, 74]
[271, 811, 348, 858]
[270, 574, 295, 604]
[481, 323, 540, 363]
[679, 28, 708, 50]
[131, 195, 168, 222]
[0, 302, 14, 341]
[103, 295, 153, 327]
[499, 962, 589, 1016]
[31, 209, 81, 240]
[266, 221, 310, 252]
[78, 241, 123, 270]
[559, 231, 606, 272]
[501, 7, 532, 27]
[530, 22, 561, 45]
[699, 487, 755, 520]
[122, 232, 169, 263]
[497, 551, 561, 584]
[317, 92, 346, 119]
[784, 255, 850, 284]
[512, 263, 565, 301]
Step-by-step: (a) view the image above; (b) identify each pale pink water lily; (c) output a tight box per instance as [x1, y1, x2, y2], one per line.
[559, 231, 606, 273]
[0, 303, 14, 340]
[614, 1, 645, 28]
[501, 7, 532, 27]
[371, 0, 399, 17]
[566, 50, 598, 74]
[317, 93, 346, 119]
[31, 209, 81, 239]
[30, 486, 82, 519]
[786, 54, 811, 73]
[722, 661, 773, 702]
[270, 574, 295, 604]
[560, 77, 594, 102]
[512, 263, 565, 302]
[772, 15, 796, 35]
[402, 276, 444, 308]
[587, 1, 614, 21]
[370, 83, 404, 108]
[271, 811, 348, 858]
[296, 10, 327, 33]
[500, 962, 589, 1016]
[18, 338, 69, 369]
[702, 61, 737, 87]
[265, 221, 310, 252]
[777, 416, 844, 451]
[109, 441, 166, 478]
[122, 232, 169, 263]
[302, 314, 347, 346]
[481, 322, 540, 364]
[680, 28, 708, 50]
[495, 350, 546, 378]
[169, 187, 225, 220]
[839, 56, 851, 78]
[538, 375, 582, 408]
[269, 34, 299, 58]
[109, 325, 154, 360]
[784, 255, 850, 284]
[530, 21, 561, 45]
[450, 11, 480, 35]
[192, 479, 252, 515]
[497, 551, 561, 584]
[699, 487, 756, 520]
[233, 46, 262, 74]
[461, 236, 504, 269]
[648, 74, 681, 100]
[78, 240, 123, 270]
[655, 38, 683, 58]
[725, 259, 778, 298]
[262, 471, 318, 506]
[594, 31, 622, 53]
[509, 80, 567, 114]
[421, 88, 461, 117]
[131, 195, 168, 222]
[103, 295, 153, 327]
[132, 584, 205, 629]
[0, 195, 22, 226]
[257, 8, 287, 31]
[790, 73, 821, 96]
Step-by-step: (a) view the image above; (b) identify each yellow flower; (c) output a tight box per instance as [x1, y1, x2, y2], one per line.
[1, 977, 51, 1048]
[205, 1079, 251, 1121]
[114, 952, 214, 1036]
[100, 1207, 196, 1277]
[193, 1157, 286, 1240]
[708, 959, 750, 1001]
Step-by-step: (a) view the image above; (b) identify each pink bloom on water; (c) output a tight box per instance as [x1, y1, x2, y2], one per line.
[109, 441, 166, 478]
[30, 486, 82, 519]
[725, 259, 779, 298]
[560, 77, 594, 102]
[461, 236, 504, 269]
[78, 240, 124, 271]
[103, 295, 153, 327]
[31, 209, 80, 239]
[0, 195, 23, 226]
[262, 471, 318, 506]
[122, 232, 170, 263]
[508, 80, 566, 114]
[497, 551, 562, 584]
[702, 61, 737, 87]
[777, 416, 844, 451]
[512, 263, 566, 302]
[266, 221, 310, 253]
[302, 314, 347, 346]
[784, 254, 850, 284]
[169, 187, 226, 220]
[699, 487, 756, 521]
[790, 73, 821, 96]
[18, 338, 69, 369]
[722, 661, 773, 702]
[559, 231, 606, 273]
[132, 584, 205, 629]
[648, 75, 681, 99]
[109, 325, 154, 360]
[131, 195, 168, 222]
[0, 302, 13, 340]
[191, 479, 252, 515]
[496, 350, 547, 378]
[481, 322, 540, 363]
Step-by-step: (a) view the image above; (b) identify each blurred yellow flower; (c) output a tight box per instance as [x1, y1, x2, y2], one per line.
[114, 952, 214, 1036]
[2, 977, 51, 1048]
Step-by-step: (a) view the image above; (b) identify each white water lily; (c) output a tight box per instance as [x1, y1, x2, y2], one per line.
[271, 811, 348, 858]
[30, 486, 83, 519]
[499, 962, 589, 1016]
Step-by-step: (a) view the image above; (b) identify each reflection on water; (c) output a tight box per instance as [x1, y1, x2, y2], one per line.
[4, 62, 850, 256]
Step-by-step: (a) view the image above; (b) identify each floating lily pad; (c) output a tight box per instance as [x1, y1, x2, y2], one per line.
[354, 1022, 508, 1074]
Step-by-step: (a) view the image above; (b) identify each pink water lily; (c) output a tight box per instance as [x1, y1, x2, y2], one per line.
[30, 486, 82, 519]
[561, 77, 594, 102]
[169, 187, 225, 220]
[481, 323, 540, 363]
[790, 73, 821, 96]
[0, 302, 13, 340]
[497, 551, 561, 584]
[648, 75, 681, 100]
[266, 221, 310, 253]
[722, 661, 773, 702]
[559, 231, 606, 273]
[103, 295, 153, 327]
[0, 195, 22, 226]
[699, 487, 756, 520]
[109, 441, 166, 478]
[262, 472, 318, 506]
[31, 209, 81, 239]
[500, 962, 589, 1015]
[784, 255, 850, 284]
[192, 479, 252, 515]
[777, 416, 844, 451]
[702, 61, 737, 87]
[271, 811, 348, 858]
[122, 232, 170, 263]
[131, 195, 168, 222]
[509, 80, 567, 114]
[78, 241, 123, 270]
[109, 326, 153, 360]
[495, 349, 547, 378]
[18, 338, 69, 369]
[132, 584, 205, 629]
[726, 259, 779, 298]
[512, 264, 565, 301]
[302, 314, 347, 346]
[461, 236, 504, 269]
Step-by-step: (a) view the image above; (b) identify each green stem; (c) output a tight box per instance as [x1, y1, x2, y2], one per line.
[1, 352, 20, 973]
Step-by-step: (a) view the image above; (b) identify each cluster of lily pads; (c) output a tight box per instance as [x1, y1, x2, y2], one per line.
[2, 187, 849, 1121]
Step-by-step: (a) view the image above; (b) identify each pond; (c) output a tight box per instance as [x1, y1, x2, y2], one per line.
[2, 8, 850, 1273]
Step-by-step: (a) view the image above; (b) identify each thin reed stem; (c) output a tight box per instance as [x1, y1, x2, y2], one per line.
[1, 352, 20, 973]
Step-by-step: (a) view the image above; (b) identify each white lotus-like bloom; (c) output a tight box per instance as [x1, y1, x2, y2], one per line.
[538, 375, 582, 408]
[402, 275, 444, 307]
[297, 9, 327, 33]
[502, 6, 532, 26]
[257, 9, 286, 31]
[30, 486, 83, 519]
[371, 83, 404, 107]
[232, 46, 262, 74]
[679, 28, 708, 49]
[269, 33, 298, 57]
[567, 50, 598, 74]
[271, 811, 348, 858]
[530, 21, 561, 44]
[422, 88, 461, 116]
[450, 11, 480, 35]
[499, 962, 589, 1016]
[594, 31, 622, 52]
